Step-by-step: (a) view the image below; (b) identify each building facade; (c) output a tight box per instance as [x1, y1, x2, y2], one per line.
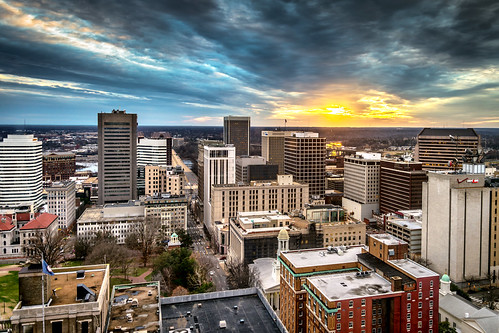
[137, 136, 172, 167]
[98, 110, 137, 205]
[20, 213, 59, 257]
[143, 196, 188, 238]
[144, 165, 184, 196]
[415, 128, 480, 171]
[261, 131, 294, 174]
[342, 153, 381, 221]
[210, 175, 309, 224]
[46, 181, 76, 229]
[0, 134, 43, 210]
[422, 172, 490, 284]
[379, 160, 427, 214]
[223, 115, 250, 156]
[284, 132, 326, 198]
[235, 155, 266, 183]
[43, 152, 76, 182]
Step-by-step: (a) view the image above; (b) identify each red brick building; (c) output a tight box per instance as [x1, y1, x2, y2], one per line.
[279, 233, 439, 333]
[43, 153, 76, 182]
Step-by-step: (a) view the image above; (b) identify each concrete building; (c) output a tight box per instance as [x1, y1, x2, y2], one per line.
[98, 109, 137, 205]
[20, 213, 59, 257]
[235, 155, 268, 183]
[422, 172, 490, 284]
[279, 234, 439, 333]
[384, 215, 422, 255]
[162, 288, 286, 333]
[11, 264, 110, 333]
[43, 152, 76, 182]
[137, 136, 172, 167]
[105, 281, 161, 333]
[379, 160, 427, 213]
[144, 165, 184, 197]
[82, 177, 98, 203]
[143, 196, 188, 239]
[223, 115, 250, 156]
[210, 175, 309, 225]
[229, 211, 322, 264]
[487, 178, 499, 286]
[0, 134, 43, 210]
[202, 143, 236, 233]
[261, 131, 294, 174]
[284, 132, 326, 198]
[46, 181, 76, 230]
[342, 152, 381, 221]
[415, 128, 480, 171]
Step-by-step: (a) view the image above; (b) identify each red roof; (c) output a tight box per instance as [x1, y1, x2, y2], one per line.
[21, 213, 58, 230]
[0, 215, 14, 231]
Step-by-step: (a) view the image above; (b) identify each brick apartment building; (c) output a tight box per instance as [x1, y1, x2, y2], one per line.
[279, 233, 439, 333]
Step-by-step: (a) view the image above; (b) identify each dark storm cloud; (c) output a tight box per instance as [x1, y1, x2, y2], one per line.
[0, 0, 497, 124]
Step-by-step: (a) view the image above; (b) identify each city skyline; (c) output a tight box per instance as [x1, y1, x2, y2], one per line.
[0, 1, 498, 127]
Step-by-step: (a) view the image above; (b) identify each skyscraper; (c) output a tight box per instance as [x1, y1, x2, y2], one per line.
[261, 131, 293, 174]
[284, 132, 325, 198]
[137, 137, 172, 167]
[98, 109, 137, 205]
[223, 116, 250, 156]
[415, 128, 480, 170]
[0, 134, 43, 210]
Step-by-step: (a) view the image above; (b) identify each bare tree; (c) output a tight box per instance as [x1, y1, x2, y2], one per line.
[225, 259, 257, 290]
[126, 217, 161, 267]
[23, 228, 66, 266]
[85, 241, 137, 280]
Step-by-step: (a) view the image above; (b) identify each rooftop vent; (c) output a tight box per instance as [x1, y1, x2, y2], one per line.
[239, 319, 245, 324]
[219, 320, 227, 329]
[76, 270, 85, 279]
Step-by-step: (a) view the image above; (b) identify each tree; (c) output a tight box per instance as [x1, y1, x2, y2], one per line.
[225, 259, 257, 290]
[175, 228, 193, 248]
[125, 217, 161, 267]
[153, 247, 197, 290]
[439, 321, 457, 333]
[74, 237, 92, 260]
[85, 241, 137, 280]
[23, 228, 66, 266]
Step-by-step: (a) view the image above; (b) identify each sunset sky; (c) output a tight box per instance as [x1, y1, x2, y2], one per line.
[0, 0, 498, 127]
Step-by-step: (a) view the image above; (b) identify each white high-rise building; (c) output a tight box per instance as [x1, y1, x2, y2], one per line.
[137, 137, 172, 167]
[46, 180, 76, 229]
[203, 143, 236, 233]
[342, 152, 381, 221]
[0, 134, 43, 210]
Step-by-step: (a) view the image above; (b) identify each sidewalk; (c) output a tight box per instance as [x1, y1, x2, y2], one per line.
[114, 268, 153, 283]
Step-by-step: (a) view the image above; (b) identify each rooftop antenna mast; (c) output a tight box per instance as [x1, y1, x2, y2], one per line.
[284, 119, 287, 130]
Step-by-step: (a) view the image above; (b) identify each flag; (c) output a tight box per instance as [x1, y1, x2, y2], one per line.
[42, 259, 54, 276]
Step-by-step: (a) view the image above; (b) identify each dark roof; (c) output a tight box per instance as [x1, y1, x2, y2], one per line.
[357, 253, 414, 285]
[162, 289, 283, 333]
[418, 128, 478, 137]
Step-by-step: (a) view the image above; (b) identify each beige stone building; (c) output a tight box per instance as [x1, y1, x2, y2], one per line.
[210, 175, 309, 225]
[490, 185, 499, 286]
[11, 264, 110, 333]
[144, 165, 184, 196]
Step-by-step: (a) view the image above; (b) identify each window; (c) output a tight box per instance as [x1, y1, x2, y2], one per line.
[22, 325, 34, 333]
[430, 310, 433, 317]
[337, 302, 341, 309]
[418, 302, 422, 308]
[419, 282, 422, 288]
[361, 309, 366, 316]
[407, 293, 411, 300]
[349, 311, 353, 318]
[349, 322, 353, 329]
[349, 300, 353, 308]
[407, 303, 411, 311]
[361, 298, 366, 306]
[418, 311, 422, 318]
[336, 323, 341, 330]
[430, 300, 433, 308]
[418, 292, 422, 299]
[51, 321, 62, 333]
[429, 320, 433, 326]
[361, 320, 365, 327]
[430, 280, 434, 288]
[430, 290, 433, 297]
[337, 312, 341, 320]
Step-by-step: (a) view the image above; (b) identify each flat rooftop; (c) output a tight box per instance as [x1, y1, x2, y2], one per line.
[308, 271, 393, 301]
[387, 218, 422, 231]
[107, 282, 161, 333]
[389, 259, 438, 279]
[281, 246, 364, 269]
[162, 289, 283, 333]
[357, 253, 414, 285]
[370, 233, 408, 246]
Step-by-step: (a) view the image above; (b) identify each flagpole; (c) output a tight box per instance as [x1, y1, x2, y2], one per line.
[41, 255, 46, 333]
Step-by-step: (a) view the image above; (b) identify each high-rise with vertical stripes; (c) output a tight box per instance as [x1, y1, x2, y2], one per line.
[98, 110, 137, 205]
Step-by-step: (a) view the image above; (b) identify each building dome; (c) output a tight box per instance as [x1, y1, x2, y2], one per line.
[171, 232, 178, 238]
[441, 274, 451, 282]
[278, 228, 289, 240]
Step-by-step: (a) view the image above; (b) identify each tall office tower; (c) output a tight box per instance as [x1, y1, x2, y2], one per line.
[261, 131, 293, 174]
[422, 171, 490, 284]
[415, 128, 480, 170]
[137, 137, 172, 167]
[98, 109, 137, 205]
[0, 134, 43, 210]
[197, 139, 220, 204]
[342, 152, 381, 221]
[202, 143, 235, 233]
[46, 180, 76, 229]
[489, 179, 499, 286]
[284, 132, 326, 198]
[379, 160, 427, 213]
[43, 153, 76, 182]
[235, 155, 267, 183]
[223, 116, 250, 156]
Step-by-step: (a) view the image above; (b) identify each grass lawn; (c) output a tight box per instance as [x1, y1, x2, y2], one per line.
[132, 266, 149, 277]
[0, 271, 19, 317]
[62, 260, 84, 267]
[110, 277, 132, 289]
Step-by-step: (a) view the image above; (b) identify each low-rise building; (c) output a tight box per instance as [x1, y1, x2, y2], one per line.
[10, 264, 110, 333]
[143, 195, 188, 239]
[279, 233, 439, 333]
[42, 152, 76, 182]
[384, 216, 422, 255]
[20, 213, 58, 257]
[0, 215, 22, 260]
[106, 281, 161, 332]
[46, 180, 76, 230]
